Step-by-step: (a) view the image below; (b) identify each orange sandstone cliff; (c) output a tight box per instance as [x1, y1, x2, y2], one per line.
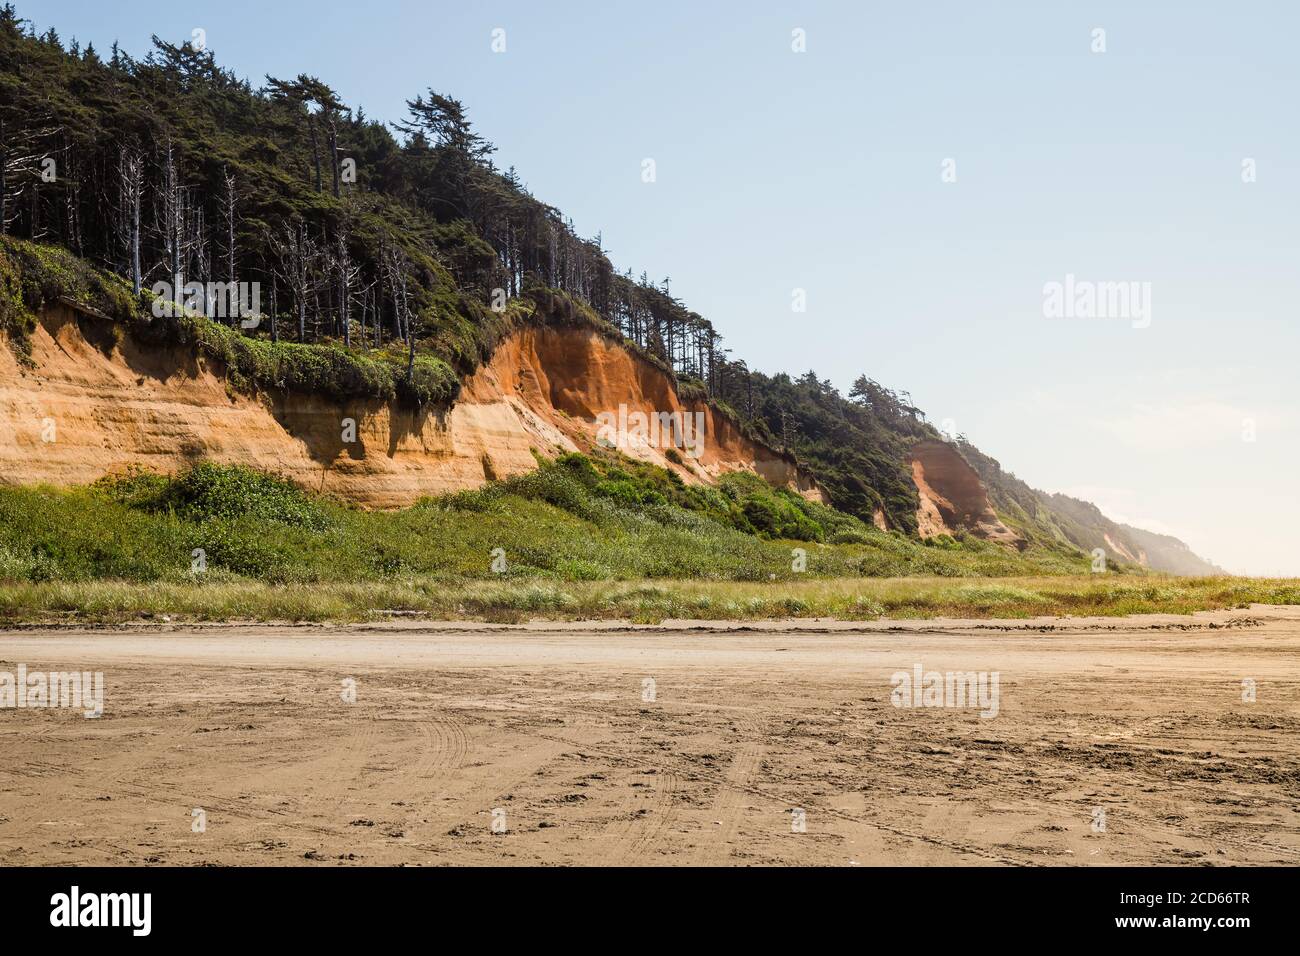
[908, 439, 1025, 548]
[0, 304, 826, 508]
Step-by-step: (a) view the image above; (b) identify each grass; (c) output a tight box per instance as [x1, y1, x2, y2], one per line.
[0, 455, 1294, 629]
[0, 456, 1097, 589]
[0, 576, 1295, 625]
[0, 458, 1295, 624]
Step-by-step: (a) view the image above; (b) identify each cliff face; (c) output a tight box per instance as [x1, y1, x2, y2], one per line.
[0, 304, 825, 508]
[907, 439, 1025, 548]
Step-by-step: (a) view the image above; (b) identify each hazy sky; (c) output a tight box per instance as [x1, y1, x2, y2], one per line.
[29, 1, 1300, 574]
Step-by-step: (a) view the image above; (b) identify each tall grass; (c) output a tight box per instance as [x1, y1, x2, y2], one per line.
[0, 457, 1096, 589]
[0, 576, 1294, 625]
[4, 458, 1285, 624]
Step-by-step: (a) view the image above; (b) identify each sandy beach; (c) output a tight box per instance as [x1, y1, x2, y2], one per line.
[2, 607, 1297, 866]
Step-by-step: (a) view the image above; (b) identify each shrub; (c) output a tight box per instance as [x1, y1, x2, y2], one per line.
[830, 528, 876, 545]
[104, 462, 332, 531]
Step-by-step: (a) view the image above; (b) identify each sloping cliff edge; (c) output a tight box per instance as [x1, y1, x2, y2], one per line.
[0, 303, 824, 509]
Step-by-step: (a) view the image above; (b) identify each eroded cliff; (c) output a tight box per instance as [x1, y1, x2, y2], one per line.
[0, 304, 825, 508]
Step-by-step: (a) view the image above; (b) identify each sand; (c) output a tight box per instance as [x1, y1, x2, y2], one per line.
[1, 606, 1297, 866]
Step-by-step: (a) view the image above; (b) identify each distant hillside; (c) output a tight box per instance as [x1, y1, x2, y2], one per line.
[1114, 524, 1224, 576]
[956, 440, 1224, 575]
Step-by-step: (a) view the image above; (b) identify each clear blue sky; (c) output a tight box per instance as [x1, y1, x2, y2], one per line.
[28, 1, 1300, 574]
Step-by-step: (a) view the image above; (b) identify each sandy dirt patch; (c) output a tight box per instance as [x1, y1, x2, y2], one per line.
[1, 607, 1297, 866]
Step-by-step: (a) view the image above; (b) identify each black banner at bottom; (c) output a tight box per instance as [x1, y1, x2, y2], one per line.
[0, 865, 1278, 941]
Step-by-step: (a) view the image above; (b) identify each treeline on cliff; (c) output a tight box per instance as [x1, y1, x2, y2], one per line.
[0, 5, 931, 529]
